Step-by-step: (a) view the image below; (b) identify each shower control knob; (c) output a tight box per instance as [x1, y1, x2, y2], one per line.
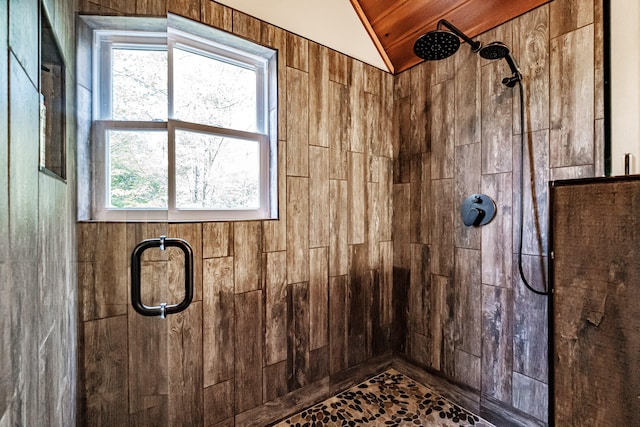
[463, 207, 485, 226]
[461, 194, 496, 227]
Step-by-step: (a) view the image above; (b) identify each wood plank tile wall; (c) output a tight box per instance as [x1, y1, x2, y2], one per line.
[394, 0, 603, 423]
[1, 0, 78, 425]
[75, 0, 604, 425]
[75, 1, 394, 426]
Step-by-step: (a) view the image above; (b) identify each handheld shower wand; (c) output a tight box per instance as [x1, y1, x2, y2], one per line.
[478, 41, 522, 87]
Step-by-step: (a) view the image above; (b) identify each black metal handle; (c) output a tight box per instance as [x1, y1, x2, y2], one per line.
[131, 236, 194, 318]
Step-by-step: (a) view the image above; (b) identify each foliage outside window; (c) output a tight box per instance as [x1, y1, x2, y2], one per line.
[90, 15, 277, 221]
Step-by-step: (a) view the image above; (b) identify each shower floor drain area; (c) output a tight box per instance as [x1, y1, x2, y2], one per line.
[274, 369, 494, 427]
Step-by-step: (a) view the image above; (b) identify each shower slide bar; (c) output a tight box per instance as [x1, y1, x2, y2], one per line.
[131, 236, 194, 318]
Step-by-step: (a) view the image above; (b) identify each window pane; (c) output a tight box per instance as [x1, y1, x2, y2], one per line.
[108, 130, 168, 208]
[175, 129, 260, 209]
[173, 47, 257, 132]
[112, 48, 167, 120]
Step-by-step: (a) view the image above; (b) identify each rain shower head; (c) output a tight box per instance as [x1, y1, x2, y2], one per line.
[413, 19, 481, 61]
[478, 41, 510, 60]
[479, 42, 522, 87]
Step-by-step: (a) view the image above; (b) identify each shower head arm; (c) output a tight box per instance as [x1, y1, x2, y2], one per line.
[437, 19, 482, 52]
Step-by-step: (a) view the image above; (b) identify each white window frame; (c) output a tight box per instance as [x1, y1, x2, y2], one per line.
[89, 16, 277, 222]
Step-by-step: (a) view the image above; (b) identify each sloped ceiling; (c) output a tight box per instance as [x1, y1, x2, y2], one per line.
[215, 0, 550, 75]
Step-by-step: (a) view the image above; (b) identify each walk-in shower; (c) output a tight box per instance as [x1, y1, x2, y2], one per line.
[414, 20, 547, 295]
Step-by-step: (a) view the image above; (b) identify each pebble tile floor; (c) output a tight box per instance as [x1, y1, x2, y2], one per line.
[274, 369, 494, 427]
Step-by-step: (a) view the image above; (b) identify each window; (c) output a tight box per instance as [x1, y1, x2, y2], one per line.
[88, 15, 277, 221]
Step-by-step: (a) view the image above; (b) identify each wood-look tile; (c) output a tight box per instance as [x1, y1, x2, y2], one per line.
[329, 180, 348, 276]
[550, 25, 595, 168]
[137, 0, 166, 15]
[454, 349, 481, 391]
[430, 79, 455, 179]
[347, 244, 372, 367]
[513, 129, 549, 256]
[202, 222, 233, 259]
[370, 270, 389, 356]
[79, 223, 128, 321]
[363, 64, 382, 96]
[203, 257, 235, 387]
[169, 223, 203, 302]
[263, 251, 288, 365]
[363, 93, 380, 180]
[234, 221, 262, 293]
[549, 0, 594, 38]
[287, 282, 310, 391]
[329, 49, 350, 85]
[309, 247, 328, 350]
[263, 360, 288, 403]
[367, 182, 380, 270]
[380, 241, 393, 327]
[378, 157, 393, 242]
[127, 269, 168, 415]
[380, 74, 395, 159]
[308, 42, 329, 148]
[481, 173, 513, 288]
[426, 274, 442, 370]
[329, 275, 348, 374]
[454, 143, 481, 250]
[454, 248, 482, 357]
[512, 372, 548, 422]
[309, 146, 329, 248]
[481, 61, 513, 175]
[263, 138, 287, 253]
[348, 152, 366, 245]
[513, 4, 550, 134]
[329, 81, 349, 180]
[231, 10, 261, 43]
[168, 301, 203, 426]
[286, 177, 310, 284]
[409, 244, 430, 337]
[481, 285, 513, 402]
[392, 183, 410, 269]
[286, 67, 309, 178]
[549, 164, 595, 181]
[430, 179, 454, 277]
[391, 267, 410, 353]
[593, 0, 604, 121]
[169, 0, 199, 19]
[286, 33, 309, 72]
[204, 380, 234, 427]
[83, 316, 129, 426]
[261, 24, 288, 143]
[201, 0, 232, 31]
[349, 61, 364, 153]
[408, 331, 430, 365]
[394, 96, 411, 184]
[409, 63, 430, 154]
[234, 291, 263, 413]
[308, 346, 329, 383]
[415, 154, 431, 244]
[513, 254, 548, 382]
[454, 47, 481, 146]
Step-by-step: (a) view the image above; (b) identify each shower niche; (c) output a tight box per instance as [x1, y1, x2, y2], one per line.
[39, 3, 66, 180]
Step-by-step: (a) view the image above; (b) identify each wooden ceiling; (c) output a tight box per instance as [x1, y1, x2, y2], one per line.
[351, 0, 550, 74]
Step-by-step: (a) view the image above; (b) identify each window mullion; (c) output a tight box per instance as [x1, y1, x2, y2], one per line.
[168, 121, 177, 217]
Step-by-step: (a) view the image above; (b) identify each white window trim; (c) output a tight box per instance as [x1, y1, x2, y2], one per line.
[84, 15, 278, 222]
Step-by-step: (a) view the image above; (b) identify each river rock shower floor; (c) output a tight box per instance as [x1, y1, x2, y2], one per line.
[274, 369, 494, 427]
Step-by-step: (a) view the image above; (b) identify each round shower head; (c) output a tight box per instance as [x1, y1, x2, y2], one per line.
[413, 30, 460, 61]
[479, 42, 510, 60]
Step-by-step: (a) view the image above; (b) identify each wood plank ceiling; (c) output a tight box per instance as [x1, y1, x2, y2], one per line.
[351, 0, 550, 74]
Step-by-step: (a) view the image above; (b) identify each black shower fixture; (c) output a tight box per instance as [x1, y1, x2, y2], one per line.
[478, 41, 522, 87]
[413, 19, 481, 61]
